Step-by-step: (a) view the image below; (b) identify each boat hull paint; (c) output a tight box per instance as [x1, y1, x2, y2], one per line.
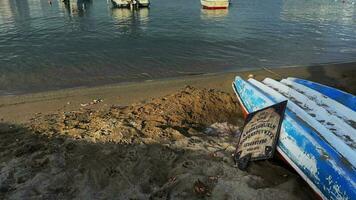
[139, 3, 150, 7]
[233, 77, 356, 200]
[259, 78, 356, 161]
[111, 0, 150, 8]
[280, 79, 356, 128]
[201, 0, 229, 9]
[111, 0, 130, 8]
[202, 6, 228, 9]
[138, 0, 150, 7]
[288, 77, 356, 112]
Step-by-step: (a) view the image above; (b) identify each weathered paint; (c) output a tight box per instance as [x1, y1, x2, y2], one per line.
[288, 77, 356, 112]
[231, 83, 249, 118]
[233, 77, 356, 200]
[280, 79, 356, 129]
[263, 78, 356, 150]
[250, 78, 356, 167]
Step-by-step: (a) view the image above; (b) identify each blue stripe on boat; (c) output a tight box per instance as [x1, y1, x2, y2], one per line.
[233, 77, 356, 200]
[288, 77, 356, 111]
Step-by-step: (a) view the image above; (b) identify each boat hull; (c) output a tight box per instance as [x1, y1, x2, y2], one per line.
[138, 0, 150, 7]
[112, 0, 150, 8]
[139, 3, 150, 7]
[288, 77, 356, 111]
[201, 0, 229, 9]
[232, 77, 356, 200]
[111, 0, 130, 8]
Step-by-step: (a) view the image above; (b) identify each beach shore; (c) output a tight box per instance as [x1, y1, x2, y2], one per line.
[0, 62, 355, 199]
[1, 62, 355, 124]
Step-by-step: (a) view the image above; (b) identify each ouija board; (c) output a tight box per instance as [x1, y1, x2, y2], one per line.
[235, 101, 287, 170]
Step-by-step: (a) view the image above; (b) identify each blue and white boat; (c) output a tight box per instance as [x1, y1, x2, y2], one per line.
[232, 76, 355, 200]
[287, 77, 356, 112]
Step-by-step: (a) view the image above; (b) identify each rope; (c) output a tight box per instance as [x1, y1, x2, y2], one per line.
[261, 67, 283, 79]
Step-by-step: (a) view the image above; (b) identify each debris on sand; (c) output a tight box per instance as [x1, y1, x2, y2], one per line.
[194, 179, 210, 197]
[80, 98, 103, 107]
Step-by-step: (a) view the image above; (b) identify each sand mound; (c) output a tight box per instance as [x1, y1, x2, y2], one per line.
[0, 86, 313, 199]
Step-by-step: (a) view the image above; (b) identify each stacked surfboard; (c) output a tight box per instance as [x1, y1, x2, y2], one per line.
[232, 77, 355, 200]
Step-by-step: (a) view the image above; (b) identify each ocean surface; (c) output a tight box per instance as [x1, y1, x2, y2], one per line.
[0, 0, 355, 95]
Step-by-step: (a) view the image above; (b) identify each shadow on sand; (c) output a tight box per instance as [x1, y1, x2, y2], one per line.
[0, 87, 315, 199]
[0, 122, 315, 199]
[305, 62, 356, 94]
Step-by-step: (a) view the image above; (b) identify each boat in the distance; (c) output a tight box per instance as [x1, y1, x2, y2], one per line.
[111, 0, 130, 8]
[111, 0, 149, 8]
[232, 77, 355, 200]
[201, 0, 229, 9]
[138, 0, 150, 7]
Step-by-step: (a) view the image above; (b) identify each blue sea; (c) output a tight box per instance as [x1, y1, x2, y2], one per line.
[0, 0, 355, 94]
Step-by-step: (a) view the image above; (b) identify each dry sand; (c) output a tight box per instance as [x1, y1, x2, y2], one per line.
[0, 62, 355, 199]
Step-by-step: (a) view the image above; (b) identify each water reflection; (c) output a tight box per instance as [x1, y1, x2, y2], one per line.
[1, 0, 356, 95]
[0, 0, 13, 25]
[111, 8, 149, 25]
[0, 0, 33, 30]
[111, 8, 132, 22]
[7, 0, 31, 21]
[200, 9, 228, 20]
[62, 0, 92, 17]
[281, 0, 356, 24]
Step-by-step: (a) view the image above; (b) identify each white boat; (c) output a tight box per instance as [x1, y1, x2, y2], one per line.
[138, 0, 150, 7]
[111, 0, 149, 8]
[111, 0, 130, 8]
[201, 0, 229, 9]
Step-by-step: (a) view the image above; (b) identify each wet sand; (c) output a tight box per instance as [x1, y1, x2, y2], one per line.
[1, 62, 355, 124]
[0, 62, 355, 199]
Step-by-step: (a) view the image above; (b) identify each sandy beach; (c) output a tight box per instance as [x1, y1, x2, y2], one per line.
[0, 62, 355, 199]
[1, 62, 355, 124]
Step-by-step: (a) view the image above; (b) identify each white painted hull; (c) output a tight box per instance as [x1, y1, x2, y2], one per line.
[111, 0, 130, 7]
[138, 0, 150, 7]
[112, 0, 149, 8]
[201, 0, 229, 9]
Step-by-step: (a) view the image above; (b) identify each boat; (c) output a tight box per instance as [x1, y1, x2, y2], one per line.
[111, 0, 130, 8]
[111, 0, 149, 8]
[287, 77, 356, 111]
[201, 0, 229, 9]
[137, 0, 150, 7]
[232, 76, 356, 200]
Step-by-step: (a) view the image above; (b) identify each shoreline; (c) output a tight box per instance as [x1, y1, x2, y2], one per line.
[0, 62, 355, 199]
[2, 61, 356, 97]
[1, 62, 355, 123]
